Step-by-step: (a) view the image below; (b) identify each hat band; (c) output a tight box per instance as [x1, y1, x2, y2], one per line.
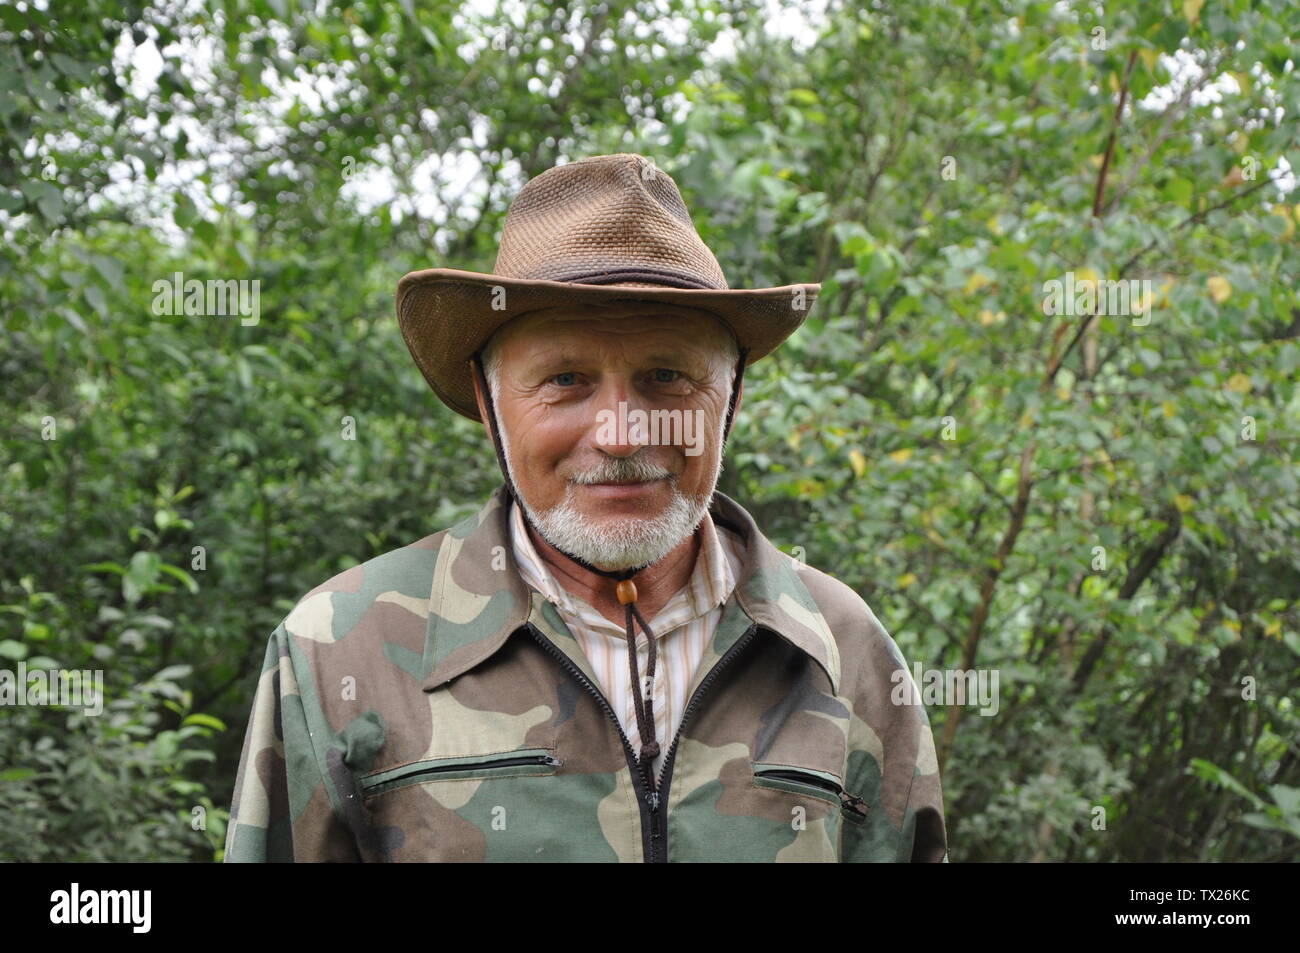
[546, 266, 722, 290]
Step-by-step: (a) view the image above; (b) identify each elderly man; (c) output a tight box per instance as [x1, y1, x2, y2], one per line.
[225, 153, 947, 862]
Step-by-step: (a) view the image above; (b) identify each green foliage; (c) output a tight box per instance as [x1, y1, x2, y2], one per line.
[2, 0, 1298, 861]
[1191, 758, 1300, 841]
[0, 579, 227, 861]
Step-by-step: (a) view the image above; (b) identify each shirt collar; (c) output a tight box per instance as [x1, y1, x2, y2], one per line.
[421, 484, 840, 694]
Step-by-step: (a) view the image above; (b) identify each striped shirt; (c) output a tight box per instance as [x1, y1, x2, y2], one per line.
[509, 497, 745, 782]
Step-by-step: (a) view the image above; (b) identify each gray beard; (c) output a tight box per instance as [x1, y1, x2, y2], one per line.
[495, 409, 725, 572]
[520, 476, 712, 571]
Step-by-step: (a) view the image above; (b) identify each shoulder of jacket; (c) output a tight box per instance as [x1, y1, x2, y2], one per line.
[788, 560, 910, 674]
[786, 560, 878, 633]
[279, 528, 449, 645]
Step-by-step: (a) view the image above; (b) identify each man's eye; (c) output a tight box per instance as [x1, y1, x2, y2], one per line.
[551, 372, 579, 386]
[651, 369, 681, 383]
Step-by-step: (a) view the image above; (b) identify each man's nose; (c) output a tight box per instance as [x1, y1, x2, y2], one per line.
[590, 373, 649, 457]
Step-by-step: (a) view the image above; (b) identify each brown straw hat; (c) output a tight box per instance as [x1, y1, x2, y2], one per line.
[395, 152, 821, 421]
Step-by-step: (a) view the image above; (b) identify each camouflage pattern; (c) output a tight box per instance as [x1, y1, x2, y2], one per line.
[224, 484, 948, 862]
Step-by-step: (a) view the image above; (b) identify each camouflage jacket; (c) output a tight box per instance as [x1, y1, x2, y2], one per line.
[225, 484, 948, 862]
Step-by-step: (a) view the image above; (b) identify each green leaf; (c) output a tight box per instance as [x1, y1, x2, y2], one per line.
[19, 179, 62, 221]
[153, 664, 193, 682]
[157, 563, 199, 594]
[89, 254, 126, 291]
[1270, 785, 1300, 817]
[182, 713, 228, 731]
[83, 283, 108, 318]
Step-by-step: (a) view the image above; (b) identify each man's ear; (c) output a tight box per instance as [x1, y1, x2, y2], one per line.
[469, 357, 498, 450]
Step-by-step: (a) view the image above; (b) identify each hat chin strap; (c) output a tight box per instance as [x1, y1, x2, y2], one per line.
[470, 346, 749, 790]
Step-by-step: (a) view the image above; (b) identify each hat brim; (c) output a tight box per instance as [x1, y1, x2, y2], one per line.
[396, 268, 821, 422]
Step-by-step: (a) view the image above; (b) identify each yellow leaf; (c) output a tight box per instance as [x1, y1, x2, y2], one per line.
[1230, 132, 1249, 155]
[786, 429, 802, 450]
[986, 215, 1004, 236]
[1264, 619, 1281, 638]
[896, 573, 918, 589]
[979, 308, 1006, 326]
[1226, 372, 1252, 393]
[1088, 153, 1104, 168]
[1207, 275, 1231, 303]
[1174, 494, 1194, 513]
[796, 478, 824, 497]
[1075, 266, 1099, 285]
[963, 272, 992, 295]
[1158, 277, 1174, 307]
[889, 448, 913, 464]
[1232, 71, 1251, 96]
[848, 448, 867, 478]
[1183, 0, 1204, 26]
[1162, 400, 1176, 418]
[1137, 48, 1159, 72]
[1108, 72, 1119, 94]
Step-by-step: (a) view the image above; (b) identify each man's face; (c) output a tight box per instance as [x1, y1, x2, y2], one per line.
[472, 304, 741, 571]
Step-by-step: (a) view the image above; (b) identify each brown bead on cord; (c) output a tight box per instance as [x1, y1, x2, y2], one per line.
[616, 579, 638, 605]
[640, 741, 660, 762]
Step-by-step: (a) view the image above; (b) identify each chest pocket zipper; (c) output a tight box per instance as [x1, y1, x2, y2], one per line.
[360, 749, 563, 798]
[753, 765, 869, 824]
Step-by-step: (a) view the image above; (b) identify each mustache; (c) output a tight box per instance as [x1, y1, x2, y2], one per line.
[569, 454, 675, 484]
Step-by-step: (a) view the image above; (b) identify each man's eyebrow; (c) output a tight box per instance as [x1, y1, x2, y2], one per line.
[526, 351, 586, 371]
[640, 352, 706, 367]
[527, 351, 707, 370]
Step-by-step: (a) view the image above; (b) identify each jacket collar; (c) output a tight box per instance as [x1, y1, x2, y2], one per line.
[421, 484, 841, 695]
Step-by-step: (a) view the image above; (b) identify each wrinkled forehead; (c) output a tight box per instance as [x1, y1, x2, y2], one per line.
[490, 301, 736, 357]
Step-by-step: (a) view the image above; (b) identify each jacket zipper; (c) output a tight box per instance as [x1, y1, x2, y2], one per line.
[525, 623, 661, 861]
[529, 620, 764, 863]
[753, 768, 870, 819]
[396, 754, 562, 780]
[362, 752, 562, 795]
[652, 622, 762, 861]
